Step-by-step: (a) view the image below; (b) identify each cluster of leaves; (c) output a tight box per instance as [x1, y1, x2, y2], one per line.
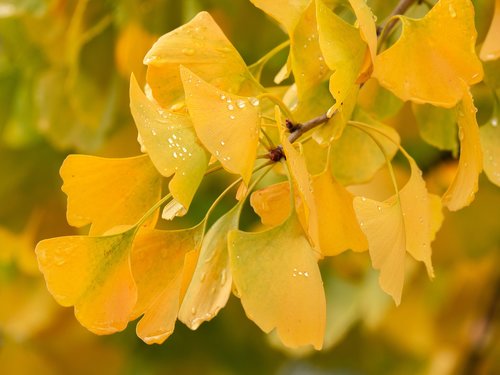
[34, 0, 499, 352]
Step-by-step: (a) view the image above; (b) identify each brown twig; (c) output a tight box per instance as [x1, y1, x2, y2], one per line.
[287, 113, 330, 143]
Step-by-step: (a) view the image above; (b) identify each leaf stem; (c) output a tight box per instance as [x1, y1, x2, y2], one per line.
[135, 193, 173, 230]
[257, 93, 295, 122]
[377, 0, 418, 47]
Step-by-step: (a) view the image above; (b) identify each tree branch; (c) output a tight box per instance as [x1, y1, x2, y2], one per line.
[287, 113, 330, 143]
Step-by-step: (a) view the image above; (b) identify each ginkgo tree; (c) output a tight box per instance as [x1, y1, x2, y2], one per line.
[35, 0, 499, 350]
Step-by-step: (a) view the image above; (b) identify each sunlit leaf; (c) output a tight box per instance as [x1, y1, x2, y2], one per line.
[144, 11, 260, 108]
[442, 88, 483, 210]
[358, 78, 404, 120]
[229, 211, 326, 350]
[130, 224, 204, 344]
[60, 154, 161, 236]
[130, 75, 209, 209]
[479, 104, 500, 186]
[250, 0, 310, 35]
[317, 0, 367, 114]
[250, 181, 291, 227]
[178, 204, 241, 329]
[181, 67, 260, 184]
[348, 0, 377, 63]
[374, 0, 483, 107]
[35, 228, 137, 334]
[480, 0, 500, 61]
[353, 151, 436, 304]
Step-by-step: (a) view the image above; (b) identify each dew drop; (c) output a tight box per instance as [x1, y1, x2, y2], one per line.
[230, 115, 235, 120]
[220, 93, 226, 101]
[361, 196, 367, 202]
[236, 99, 246, 109]
[151, 129, 157, 136]
[191, 307, 196, 315]
[448, 4, 456, 18]
[227, 104, 234, 111]
[491, 118, 498, 127]
[200, 272, 206, 282]
[249, 97, 260, 106]
[173, 152, 178, 159]
[220, 140, 225, 146]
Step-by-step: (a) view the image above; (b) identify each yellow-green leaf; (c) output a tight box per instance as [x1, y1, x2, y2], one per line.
[373, 0, 483, 107]
[35, 229, 137, 334]
[229, 212, 326, 350]
[348, 0, 377, 63]
[317, 0, 368, 114]
[144, 11, 260, 108]
[412, 103, 458, 153]
[353, 154, 436, 305]
[178, 205, 241, 329]
[130, 224, 204, 344]
[442, 88, 483, 210]
[60, 154, 161, 236]
[181, 67, 260, 184]
[250, 0, 310, 35]
[130, 75, 209, 210]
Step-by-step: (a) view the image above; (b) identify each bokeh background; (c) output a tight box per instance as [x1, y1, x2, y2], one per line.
[0, 0, 498, 374]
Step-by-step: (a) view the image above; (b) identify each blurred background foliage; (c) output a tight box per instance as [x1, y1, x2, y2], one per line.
[0, 0, 498, 374]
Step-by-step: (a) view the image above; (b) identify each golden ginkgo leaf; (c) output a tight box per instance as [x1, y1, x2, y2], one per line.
[348, 0, 377, 63]
[178, 204, 242, 330]
[373, 0, 483, 107]
[250, 181, 292, 227]
[144, 11, 260, 108]
[35, 229, 137, 334]
[442, 88, 483, 210]
[317, 0, 368, 114]
[130, 75, 209, 210]
[250, 0, 310, 35]
[353, 153, 438, 305]
[229, 211, 326, 350]
[60, 154, 161, 236]
[181, 67, 260, 184]
[130, 224, 204, 344]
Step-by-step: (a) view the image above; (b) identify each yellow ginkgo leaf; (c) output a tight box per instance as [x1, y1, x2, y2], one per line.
[130, 75, 210, 210]
[144, 11, 260, 108]
[442, 88, 483, 210]
[250, 181, 291, 227]
[479, 108, 500, 187]
[181, 67, 260, 184]
[310, 169, 368, 255]
[373, 0, 483, 107]
[353, 154, 436, 305]
[317, 0, 368, 114]
[60, 154, 161, 236]
[130, 224, 204, 344]
[35, 229, 137, 334]
[229, 211, 326, 350]
[250, 0, 310, 35]
[480, 0, 500, 61]
[348, 0, 377, 63]
[178, 204, 241, 330]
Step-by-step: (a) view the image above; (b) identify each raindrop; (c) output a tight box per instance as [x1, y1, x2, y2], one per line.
[249, 97, 260, 106]
[448, 4, 457, 18]
[236, 99, 246, 109]
[191, 307, 196, 315]
[230, 115, 235, 120]
[220, 93, 226, 101]
[228, 104, 235, 111]
[491, 118, 498, 127]
[220, 140, 225, 146]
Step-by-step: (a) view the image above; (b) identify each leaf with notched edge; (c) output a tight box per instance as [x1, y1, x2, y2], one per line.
[130, 224, 204, 344]
[130, 75, 209, 210]
[373, 0, 483, 107]
[229, 210, 326, 350]
[60, 154, 161, 236]
[144, 11, 260, 108]
[181, 67, 260, 184]
[35, 228, 137, 334]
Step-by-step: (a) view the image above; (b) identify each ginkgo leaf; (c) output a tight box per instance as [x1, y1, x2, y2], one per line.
[130, 75, 209, 210]
[229, 211, 326, 350]
[178, 204, 242, 330]
[35, 228, 137, 334]
[60, 154, 162, 236]
[250, 181, 292, 227]
[330, 116, 400, 185]
[348, 0, 377, 63]
[353, 154, 437, 305]
[130, 224, 204, 344]
[442, 88, 483, 210]
[358, 78, 404, 120]
[250, 0, 310, 35]
[144, 11, 260, 108]
[181, 67, 260, 184]
[480, 0, 500, 61]
[310, 169, 368, 255]
[479, 106, 500, 186]
[317, 0, 368, 114]
[373, 0, 483, 107]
